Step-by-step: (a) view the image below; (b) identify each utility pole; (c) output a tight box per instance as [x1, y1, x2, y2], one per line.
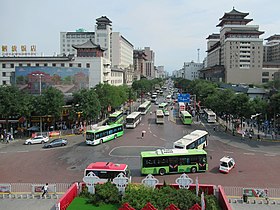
[197, 48, 200, 63]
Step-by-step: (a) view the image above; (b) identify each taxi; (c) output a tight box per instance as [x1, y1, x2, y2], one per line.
[219, 156, 235, 173]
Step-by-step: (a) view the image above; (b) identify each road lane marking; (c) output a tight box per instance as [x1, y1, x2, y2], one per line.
[160, 138, 167, 141]
[0, 152, 7, 154]
[243, 152, 255, 155]
[224, 151, 234, 153]
[17, 150, 29, 153]
[153, 134, 157, 137]
[264, 154, 276, 157]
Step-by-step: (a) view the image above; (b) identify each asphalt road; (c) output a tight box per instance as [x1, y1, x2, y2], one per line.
[0, 101, 280, 189]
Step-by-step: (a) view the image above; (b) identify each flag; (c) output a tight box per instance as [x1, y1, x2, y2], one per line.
[201, 192, 205, 210]
[196, 176, 199, 197]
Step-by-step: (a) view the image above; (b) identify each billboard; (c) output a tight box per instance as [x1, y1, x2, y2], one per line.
[14, 66, 89, 94]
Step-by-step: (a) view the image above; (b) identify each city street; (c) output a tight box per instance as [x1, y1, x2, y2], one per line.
[0, 101, 280, 189]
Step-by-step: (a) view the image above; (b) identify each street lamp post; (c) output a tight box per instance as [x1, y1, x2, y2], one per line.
[32, 73, 44, 135]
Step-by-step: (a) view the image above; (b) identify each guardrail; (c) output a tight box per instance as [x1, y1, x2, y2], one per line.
[0, 182, 72, 195]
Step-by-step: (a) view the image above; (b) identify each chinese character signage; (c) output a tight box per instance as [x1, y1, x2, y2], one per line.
[1, 44, 37, 56]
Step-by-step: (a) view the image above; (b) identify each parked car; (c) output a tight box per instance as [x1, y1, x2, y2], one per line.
[219, 156, 235, 173]
[25, 136, 49, 145]
[43, 138, 68, 148]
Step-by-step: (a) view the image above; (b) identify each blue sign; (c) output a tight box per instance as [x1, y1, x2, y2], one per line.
[178, 93, 190, 103]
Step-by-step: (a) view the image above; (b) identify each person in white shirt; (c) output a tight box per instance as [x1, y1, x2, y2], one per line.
[42, 183, 48, 197]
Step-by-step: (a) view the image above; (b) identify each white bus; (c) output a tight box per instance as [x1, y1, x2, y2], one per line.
[173, 130, 208, 150]
[204, 109, 216, 123]
[125, 111, 142, 128]
[156, 109, 164, 124]
[138, 101, 151, 115]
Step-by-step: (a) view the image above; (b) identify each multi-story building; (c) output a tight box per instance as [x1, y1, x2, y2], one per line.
[262, 34, 280, 83]
[182, 61, 203, 80]
[60, 16, 134, 86]
[201, 8, 264, 84]
[0, 40, 112, 88]
[133, 49, 147, 80]
[60, 29, 95, 55]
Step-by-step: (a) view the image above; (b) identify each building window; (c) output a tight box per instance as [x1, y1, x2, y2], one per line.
[2, 72, 6, 77]
[52, 63, 56, 67]
[262, 78, 269, 83]
[86, 63, 90, 68]
[262, 72, 269, 76]
[44, 63, 48, 66]
[2, 64, 6, 68]
[61, 63, 65, 67]
[3, 81, 6, 85]
[10, 63, 14, 68]
[78, 63, 81, 67]
[69, 63, 73, 67]
[19, 63, 23, 67]
[35, 63, 40, 67]
[27, 63, 31, 67]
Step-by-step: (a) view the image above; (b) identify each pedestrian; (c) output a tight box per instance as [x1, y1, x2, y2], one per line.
[257, 134, 261, 141]
[0, 133, 3, 142]
[41, 183, 48, 197]
[242, 132, 245, 140]
[141, 130, 146, 139]
[249, 133, 252, 140]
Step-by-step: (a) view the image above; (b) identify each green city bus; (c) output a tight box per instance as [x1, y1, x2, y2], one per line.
[158, 102, 168, 112]
[86, 124, 124, 146]
[108, 111, 124, 125]
[180, 110, 193, 125]
[141, 148, 207, 175]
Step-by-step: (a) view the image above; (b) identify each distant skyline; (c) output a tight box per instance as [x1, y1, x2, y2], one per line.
[1, 0, 279, 73]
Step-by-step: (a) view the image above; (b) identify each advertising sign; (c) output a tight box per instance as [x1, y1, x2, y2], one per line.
[243, 188, 268, 198]
[14, 66, 89, 94]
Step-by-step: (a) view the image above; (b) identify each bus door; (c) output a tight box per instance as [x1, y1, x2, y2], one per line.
[169, 157, 179, 173]
[198, 156, 207, 171]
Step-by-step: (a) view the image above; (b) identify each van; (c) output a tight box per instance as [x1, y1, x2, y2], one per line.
[219, 156, 235, 173]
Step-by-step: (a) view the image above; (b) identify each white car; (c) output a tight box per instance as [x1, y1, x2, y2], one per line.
[164, 110, 170, 116]
[219, 156, 235, 173]
[24, 136, 49, 145]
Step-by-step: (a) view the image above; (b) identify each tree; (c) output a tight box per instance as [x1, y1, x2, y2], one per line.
[0, 86, 27, 129]
[72, 88, 101, 123]
[37, 87, 65, 122]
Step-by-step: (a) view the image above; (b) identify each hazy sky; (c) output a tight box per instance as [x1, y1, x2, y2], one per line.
[1, 0, 279, 72]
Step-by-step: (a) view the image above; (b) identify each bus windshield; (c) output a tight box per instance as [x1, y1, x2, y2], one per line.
[125, 111, 142, 128]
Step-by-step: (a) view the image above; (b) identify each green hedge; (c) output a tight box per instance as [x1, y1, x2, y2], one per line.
[77, 182, 221, 210]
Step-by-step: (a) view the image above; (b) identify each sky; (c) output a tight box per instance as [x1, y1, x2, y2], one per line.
[1, 0, 280, 73]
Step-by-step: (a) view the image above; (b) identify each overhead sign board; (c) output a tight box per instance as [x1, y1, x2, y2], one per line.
[178, 93, 190, 103]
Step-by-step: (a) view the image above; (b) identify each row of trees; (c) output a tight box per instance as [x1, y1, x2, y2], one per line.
[174, 78, 280, 128]
[0, 78, 164, 130]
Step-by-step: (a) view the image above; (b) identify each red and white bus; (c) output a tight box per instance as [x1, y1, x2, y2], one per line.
[84, 162, 131, 182]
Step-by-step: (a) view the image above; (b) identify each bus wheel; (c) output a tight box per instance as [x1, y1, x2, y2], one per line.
[191, 167, 197, 173]
[159, 168, 166, 176]
[100, 140, 103, 144]
[114, 135, 117, 139]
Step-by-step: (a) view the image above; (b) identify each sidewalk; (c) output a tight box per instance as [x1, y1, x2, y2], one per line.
[217, 117, 280, 142]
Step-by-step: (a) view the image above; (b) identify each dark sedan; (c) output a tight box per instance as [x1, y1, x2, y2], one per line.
[43, 138, 68, 148]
